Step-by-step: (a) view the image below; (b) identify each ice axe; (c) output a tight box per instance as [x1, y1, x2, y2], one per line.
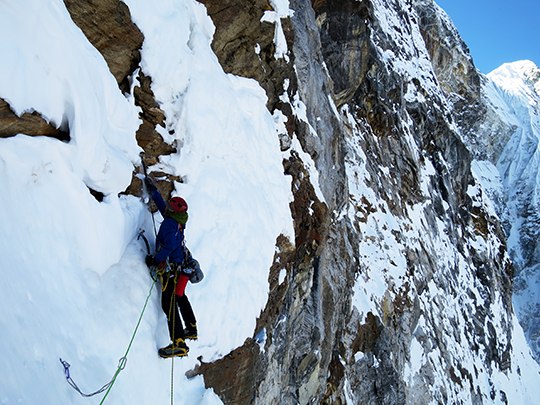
[139, 152, 158, 235]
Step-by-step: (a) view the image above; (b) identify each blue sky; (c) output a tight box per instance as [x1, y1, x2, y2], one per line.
[434, 0, 539, 74]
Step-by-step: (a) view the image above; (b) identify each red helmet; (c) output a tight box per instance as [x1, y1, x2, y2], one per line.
[168, 196, 188, 213]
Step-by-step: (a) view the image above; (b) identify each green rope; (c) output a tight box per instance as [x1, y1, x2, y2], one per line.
[61, 278, 157, 402]
[99, 278, 156, 404]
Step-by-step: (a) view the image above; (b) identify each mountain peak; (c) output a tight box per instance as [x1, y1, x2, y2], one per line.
[489, 60, 540, 96]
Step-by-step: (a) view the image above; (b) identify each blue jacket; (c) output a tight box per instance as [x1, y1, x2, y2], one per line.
[151, 189, 185, 264]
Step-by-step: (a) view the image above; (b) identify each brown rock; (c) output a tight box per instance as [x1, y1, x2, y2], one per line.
[135, 119, 175, 157]
[187, 340, 262, 405]
[63, 0, 144, 93]
[198, 0, 297, 112]
[133, 71, 166, 127]
[0, 98, 68, 140]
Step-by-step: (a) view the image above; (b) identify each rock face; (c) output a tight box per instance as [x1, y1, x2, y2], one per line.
[0, 98, 69, 140]
[190, 0, 526, 403]
[63, 0, 144, 93]
[198, 0, 296, 112]
[60, 0, 537, 402]
[413, 0, 540, 363]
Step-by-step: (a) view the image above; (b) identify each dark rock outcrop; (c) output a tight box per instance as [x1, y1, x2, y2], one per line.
[192, 0, 521, 403]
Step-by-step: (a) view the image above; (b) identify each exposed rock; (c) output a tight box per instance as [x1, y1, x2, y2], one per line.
[132, 72, 176, 158]
[63, 0, 144, 93]
[0, 97, 69, 141]
[129, 71, 180, 202]
[413, 0, 480, 104]
[188, 340, 264, 405]
[411, 0, 510, 164]
[314, 0, 371, 108]
[197, 0, 297, 113]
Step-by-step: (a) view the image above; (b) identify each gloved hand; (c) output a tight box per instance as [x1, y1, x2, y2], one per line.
[146, 254, 158, 280]
[144, 177, 157, 193]
[157, 259, 168, 271]
[145, 254, 156, 267]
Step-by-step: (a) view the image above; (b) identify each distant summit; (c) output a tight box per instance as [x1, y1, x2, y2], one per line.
[489, 60, 540, 97]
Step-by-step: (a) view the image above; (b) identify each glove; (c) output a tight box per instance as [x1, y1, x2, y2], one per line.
[144, 177, 157, 193]
[145, 254, 158, 280]
[157, 259, 168, 270]
[145, 254, 156, 267]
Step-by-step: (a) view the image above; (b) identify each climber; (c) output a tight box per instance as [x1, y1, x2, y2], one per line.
[144, 177, 198, 358]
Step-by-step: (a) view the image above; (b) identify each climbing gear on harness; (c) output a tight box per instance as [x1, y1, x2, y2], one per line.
[59, 277, 156, 404]
[180, 246, 204, 284]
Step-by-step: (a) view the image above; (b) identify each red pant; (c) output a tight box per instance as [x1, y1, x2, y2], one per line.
[175, 274, 189, 296]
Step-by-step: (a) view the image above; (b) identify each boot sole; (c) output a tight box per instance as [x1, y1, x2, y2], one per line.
[158, 351, 188, 358]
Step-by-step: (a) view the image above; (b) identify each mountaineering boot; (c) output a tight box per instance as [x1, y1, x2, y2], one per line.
[184, 323, 198, 340]
[158, 338, 189, 358]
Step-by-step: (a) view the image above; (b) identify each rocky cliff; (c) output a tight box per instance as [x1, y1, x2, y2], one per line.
[413, 0, 540, 366]
[3, 0, 538, 403]
[192, 0, 536, 403]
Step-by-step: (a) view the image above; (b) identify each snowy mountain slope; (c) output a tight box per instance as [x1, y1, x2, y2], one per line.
[331, 1, 540, 402]
[2, 0, 540, 403]
[416, 0, 540, 372]
[0, 0, 292, 403]
[475, 60, 540, 359]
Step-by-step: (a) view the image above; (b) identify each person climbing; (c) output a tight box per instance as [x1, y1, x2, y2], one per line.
[144, 177, 198, 358]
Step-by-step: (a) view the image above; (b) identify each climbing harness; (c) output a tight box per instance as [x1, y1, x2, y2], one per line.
[60, 277, 156, 404]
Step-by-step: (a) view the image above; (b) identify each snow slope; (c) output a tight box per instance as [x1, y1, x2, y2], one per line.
[0, 0, 292, 403]
[477, 60, 540, 357]
[344, 1, 540, 401]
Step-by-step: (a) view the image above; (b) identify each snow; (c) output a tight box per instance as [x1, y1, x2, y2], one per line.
[260, 0, 293, 60]
[344, 1, 540, 402]
[480, 60, 540, 358]
[0, 0, 293, 403]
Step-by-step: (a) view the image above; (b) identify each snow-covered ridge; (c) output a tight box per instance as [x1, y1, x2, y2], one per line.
[489, 60, 540, 97]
